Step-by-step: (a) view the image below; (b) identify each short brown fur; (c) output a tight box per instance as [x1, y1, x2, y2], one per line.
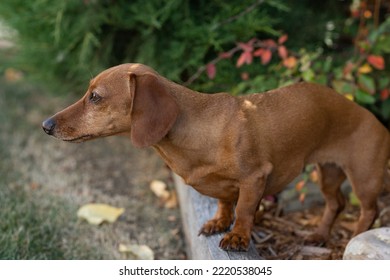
[43, 63, 390, 251]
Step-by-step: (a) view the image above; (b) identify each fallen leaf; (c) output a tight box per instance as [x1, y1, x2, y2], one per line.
[5, 68, 23, 82]
[77, 203, 125, 225]
[119, 244, 154, 260]
[170, 228, 180, 236]
[150, 180, 170, 200]
[167, 215, 177, 222]
[164, 191, 178, 209]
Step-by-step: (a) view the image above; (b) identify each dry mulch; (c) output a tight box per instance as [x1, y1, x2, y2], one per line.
[253, 193, 390, 259]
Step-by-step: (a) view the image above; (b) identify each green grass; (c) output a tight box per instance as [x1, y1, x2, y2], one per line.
[0, 80, 104, 259]
[0, 175, 106, 259]
[0, 180, 66, 259]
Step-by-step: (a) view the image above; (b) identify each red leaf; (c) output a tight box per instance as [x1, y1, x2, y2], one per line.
[367, 55, 385, 70]
[278, 34, 288, 45]
[381, 89, 389, 101]
[261, 49, 272, 65]
[206, 63, 216, 79]
[278, 45, 288, 59]
[238, 42, 253, 53]
[253, 48, 264, 57]
[236, 51, 253, 67]
[262, 39, 277, 48]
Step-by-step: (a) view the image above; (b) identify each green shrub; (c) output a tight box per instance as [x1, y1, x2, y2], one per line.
[0, 0, 286, 92]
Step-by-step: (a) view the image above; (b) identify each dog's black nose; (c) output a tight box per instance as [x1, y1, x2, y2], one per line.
[42, 118, 56, 135]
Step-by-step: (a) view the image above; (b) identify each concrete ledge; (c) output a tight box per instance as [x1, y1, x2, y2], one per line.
[173, 173, 262, 260]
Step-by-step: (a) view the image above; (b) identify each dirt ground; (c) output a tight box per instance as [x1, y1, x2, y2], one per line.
[1, 81, 186, 259]
[254, 192, 390, 259]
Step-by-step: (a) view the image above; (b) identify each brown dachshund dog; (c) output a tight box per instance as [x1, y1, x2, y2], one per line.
[42, 63, 390, 251]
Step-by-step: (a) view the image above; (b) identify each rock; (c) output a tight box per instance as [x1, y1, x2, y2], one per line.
[300, 246, 332, 258]
[343, 228, 390, 259]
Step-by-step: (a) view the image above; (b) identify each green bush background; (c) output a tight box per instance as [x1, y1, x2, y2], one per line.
[0, 0, 341, 89]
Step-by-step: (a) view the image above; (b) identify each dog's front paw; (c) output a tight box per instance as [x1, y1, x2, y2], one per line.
[219, 232, 249, 251]
[198, 218, 232, 236]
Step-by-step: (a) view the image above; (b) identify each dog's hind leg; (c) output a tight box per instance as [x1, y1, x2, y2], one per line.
[305, 163, 346, 244]
[347, 171, 382, 237]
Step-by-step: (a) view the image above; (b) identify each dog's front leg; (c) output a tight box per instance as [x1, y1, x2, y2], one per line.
[199, 200, 235, 236]
[219, 163, 273, 251]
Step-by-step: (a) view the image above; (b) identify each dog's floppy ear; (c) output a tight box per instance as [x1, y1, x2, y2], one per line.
[129, 72, 179, 148]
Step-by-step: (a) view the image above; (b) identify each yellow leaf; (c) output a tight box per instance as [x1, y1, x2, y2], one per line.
[344, 94, 354, 101]
[150, 180, 170, 200]
[5, 68, 23, 82]
[119, 244, 154, 260]
[164, 191, 178, 209]
[358, 63, 372, 74]
[77, 203, 124, 225]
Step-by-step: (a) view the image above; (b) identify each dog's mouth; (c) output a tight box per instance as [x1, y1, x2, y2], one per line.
[63, 134, 94, 143]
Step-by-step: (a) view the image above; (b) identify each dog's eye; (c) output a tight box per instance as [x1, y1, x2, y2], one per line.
[89, 91, 101, 103]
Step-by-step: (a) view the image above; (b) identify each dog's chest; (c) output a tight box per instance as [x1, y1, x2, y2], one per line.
[184, 170, 240, 200]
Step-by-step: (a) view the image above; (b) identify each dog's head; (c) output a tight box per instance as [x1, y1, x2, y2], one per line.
[42, 63, 179, 148]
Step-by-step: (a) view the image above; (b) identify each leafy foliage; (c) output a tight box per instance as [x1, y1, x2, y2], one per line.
[198, 0, 390, 124]
[0, 0, 286, 92]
